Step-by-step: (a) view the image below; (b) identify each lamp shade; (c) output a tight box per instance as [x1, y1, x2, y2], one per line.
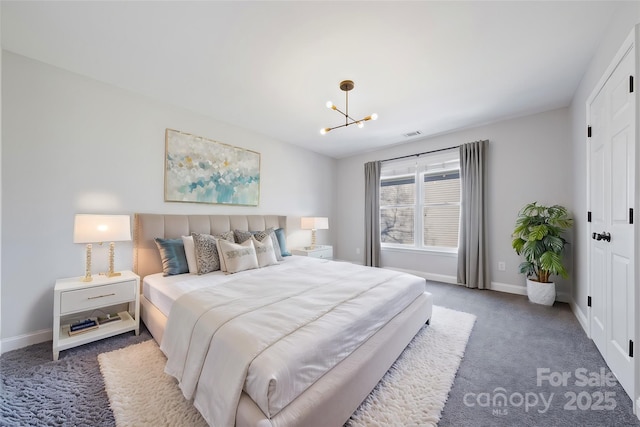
[73, 214, 131, 243]
[301, 217, 329, 230]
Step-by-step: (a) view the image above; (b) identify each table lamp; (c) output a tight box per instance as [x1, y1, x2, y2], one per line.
[301, 217, 329, 249]
[73, 214, 131, 281]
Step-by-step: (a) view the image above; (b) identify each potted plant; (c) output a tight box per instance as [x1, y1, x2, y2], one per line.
[511, 202, 573, 305]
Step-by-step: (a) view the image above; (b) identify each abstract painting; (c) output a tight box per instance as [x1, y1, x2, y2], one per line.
[164, 129, 260, 206]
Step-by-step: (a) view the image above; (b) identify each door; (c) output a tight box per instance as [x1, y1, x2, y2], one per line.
[588, 43, 636, 400]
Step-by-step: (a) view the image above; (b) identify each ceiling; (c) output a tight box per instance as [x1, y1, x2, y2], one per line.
[1, 1, 623, 158]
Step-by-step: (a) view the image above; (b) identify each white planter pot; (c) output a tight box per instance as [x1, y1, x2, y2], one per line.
[526, 278, 556, 306]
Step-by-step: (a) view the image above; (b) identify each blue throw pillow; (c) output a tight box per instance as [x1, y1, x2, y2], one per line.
[274, 227, 291, 257]
[154, 238, 189, 276]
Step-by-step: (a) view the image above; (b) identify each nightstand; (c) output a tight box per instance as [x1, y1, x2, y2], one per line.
[291, 245, 333, 260]
[53, 270, 140, 361]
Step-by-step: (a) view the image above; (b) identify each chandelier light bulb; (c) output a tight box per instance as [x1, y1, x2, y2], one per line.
[371, 113, 378, 121]
[357, 121, 364, 128]
[326, 101, 334, 109]
[320, 128, 331, 135]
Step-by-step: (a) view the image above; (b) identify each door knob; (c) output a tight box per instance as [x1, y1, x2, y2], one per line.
[592, 231, 611, 242]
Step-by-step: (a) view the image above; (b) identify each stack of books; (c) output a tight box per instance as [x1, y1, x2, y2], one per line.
[68, 318, 98, 336]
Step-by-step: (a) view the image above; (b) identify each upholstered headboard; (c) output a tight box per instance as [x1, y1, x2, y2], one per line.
[133, 213, 287, 281]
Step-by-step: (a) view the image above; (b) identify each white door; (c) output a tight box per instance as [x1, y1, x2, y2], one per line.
[588, 43, 636, 400]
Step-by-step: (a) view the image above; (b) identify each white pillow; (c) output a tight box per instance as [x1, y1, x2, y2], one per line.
[251, 235, 278, 268]
[217, 238, 259, 274]
[181, 235, 197, 274]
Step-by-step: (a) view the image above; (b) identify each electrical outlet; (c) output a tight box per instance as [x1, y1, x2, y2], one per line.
[498, 261, 506, 272]
[356, 248, 361, 255]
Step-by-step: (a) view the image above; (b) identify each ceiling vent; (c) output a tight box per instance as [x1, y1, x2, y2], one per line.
[403, 130, 422, 138]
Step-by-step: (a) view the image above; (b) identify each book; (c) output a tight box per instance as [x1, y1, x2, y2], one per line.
[70, 319, 97, 331]
[97, 313, 122, 325]
[68, 323, 99, 336]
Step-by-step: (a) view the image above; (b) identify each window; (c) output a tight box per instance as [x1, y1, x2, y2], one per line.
[380, 150, 460, 251]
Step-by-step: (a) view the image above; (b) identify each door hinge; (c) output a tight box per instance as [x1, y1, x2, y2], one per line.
[630, 340, 634, 357]
[630, 75, 635, 93]
[630, 208, 634, 224]
[587, 126, 592, 138]
[587, 296, 592, 307]
[587, 211, 592, 223]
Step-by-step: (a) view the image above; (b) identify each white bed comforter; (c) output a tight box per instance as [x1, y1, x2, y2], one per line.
[160, 257, 426, 427]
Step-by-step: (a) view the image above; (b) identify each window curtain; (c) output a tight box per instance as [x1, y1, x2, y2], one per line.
[457, 140, 489, 289]
[364, 161, 381, 267]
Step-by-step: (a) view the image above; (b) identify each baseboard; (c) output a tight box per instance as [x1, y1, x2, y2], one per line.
[570, 298, 590, 336]
[1, 328, 52, 355]
[490, 281, 526, 296]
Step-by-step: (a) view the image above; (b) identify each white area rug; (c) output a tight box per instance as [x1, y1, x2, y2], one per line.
[98, 305, 475, 427]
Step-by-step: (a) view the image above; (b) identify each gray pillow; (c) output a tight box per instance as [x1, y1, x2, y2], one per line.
[192, 231, 235, 274]
[233, 229, 256, 244]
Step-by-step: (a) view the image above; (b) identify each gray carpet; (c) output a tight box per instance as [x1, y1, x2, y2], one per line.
[0, 328, 151, 426]
[1, 282, 639, 426]
[426, 281, 640, 426]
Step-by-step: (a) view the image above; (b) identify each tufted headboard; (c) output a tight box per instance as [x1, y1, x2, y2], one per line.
[133, 213, 287, 281]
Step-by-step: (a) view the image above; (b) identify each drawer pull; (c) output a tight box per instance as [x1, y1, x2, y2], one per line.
[87, 293, 116, 300]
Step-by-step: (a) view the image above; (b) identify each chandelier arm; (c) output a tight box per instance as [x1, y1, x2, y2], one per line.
[331, 107, 361, 125]
[325, 122, 352, 132]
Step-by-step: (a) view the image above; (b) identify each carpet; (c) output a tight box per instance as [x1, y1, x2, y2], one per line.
[98, 305, 475, 427]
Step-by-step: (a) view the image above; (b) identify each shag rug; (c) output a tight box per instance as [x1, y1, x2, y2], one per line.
[98, 305, 475, 427]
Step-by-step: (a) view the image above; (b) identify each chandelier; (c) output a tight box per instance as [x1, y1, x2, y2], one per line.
[320, 80, 378, 134]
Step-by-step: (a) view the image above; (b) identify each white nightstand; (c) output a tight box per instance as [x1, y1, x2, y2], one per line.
[53, 270, 140, 361]
[291, 245, 333, 260]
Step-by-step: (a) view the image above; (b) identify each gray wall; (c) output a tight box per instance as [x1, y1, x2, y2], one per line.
[1, 52, 336, 345]
[569, 5, 640, 327]
[334, 108, 573, 296]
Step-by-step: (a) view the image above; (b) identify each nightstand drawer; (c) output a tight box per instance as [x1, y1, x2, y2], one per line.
[313, 248, 332, 259]
[60, 280, 136, 314]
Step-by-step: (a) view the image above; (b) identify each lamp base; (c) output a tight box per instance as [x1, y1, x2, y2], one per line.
[82, 244, 93, 283]
[106, 242, 121, 278]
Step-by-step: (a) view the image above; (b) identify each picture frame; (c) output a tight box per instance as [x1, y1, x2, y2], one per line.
[164, 129, 260, 206]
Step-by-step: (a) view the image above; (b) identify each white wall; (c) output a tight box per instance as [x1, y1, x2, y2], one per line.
[1, 51, 336, 346]
[334, 108, 573, 296]
[569, 4, 640, 327]
[0, 6, 3, 355]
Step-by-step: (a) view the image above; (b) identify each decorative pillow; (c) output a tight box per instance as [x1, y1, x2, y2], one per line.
[192, 232, 235, 274]
[217, 238, 259, 274]
[154, 238, 189, 276]
[233, 229, 256, 244]
[254, 228, 283, 261]
[274, 227, 291, 257]
[181, 235, 197, 274]
[217, 230, 236, 243]
[251, 235, 278, 268]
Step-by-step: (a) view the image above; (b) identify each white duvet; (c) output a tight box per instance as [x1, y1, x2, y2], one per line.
[160, 257, 426, 427]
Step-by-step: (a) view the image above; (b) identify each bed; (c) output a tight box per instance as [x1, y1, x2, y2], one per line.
[133, 213, 433, 427]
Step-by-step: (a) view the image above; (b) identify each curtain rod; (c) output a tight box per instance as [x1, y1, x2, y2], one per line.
[380, 144, 460, 163]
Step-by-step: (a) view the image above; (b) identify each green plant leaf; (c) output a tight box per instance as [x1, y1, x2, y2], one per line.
[528, 225, 548, 241]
